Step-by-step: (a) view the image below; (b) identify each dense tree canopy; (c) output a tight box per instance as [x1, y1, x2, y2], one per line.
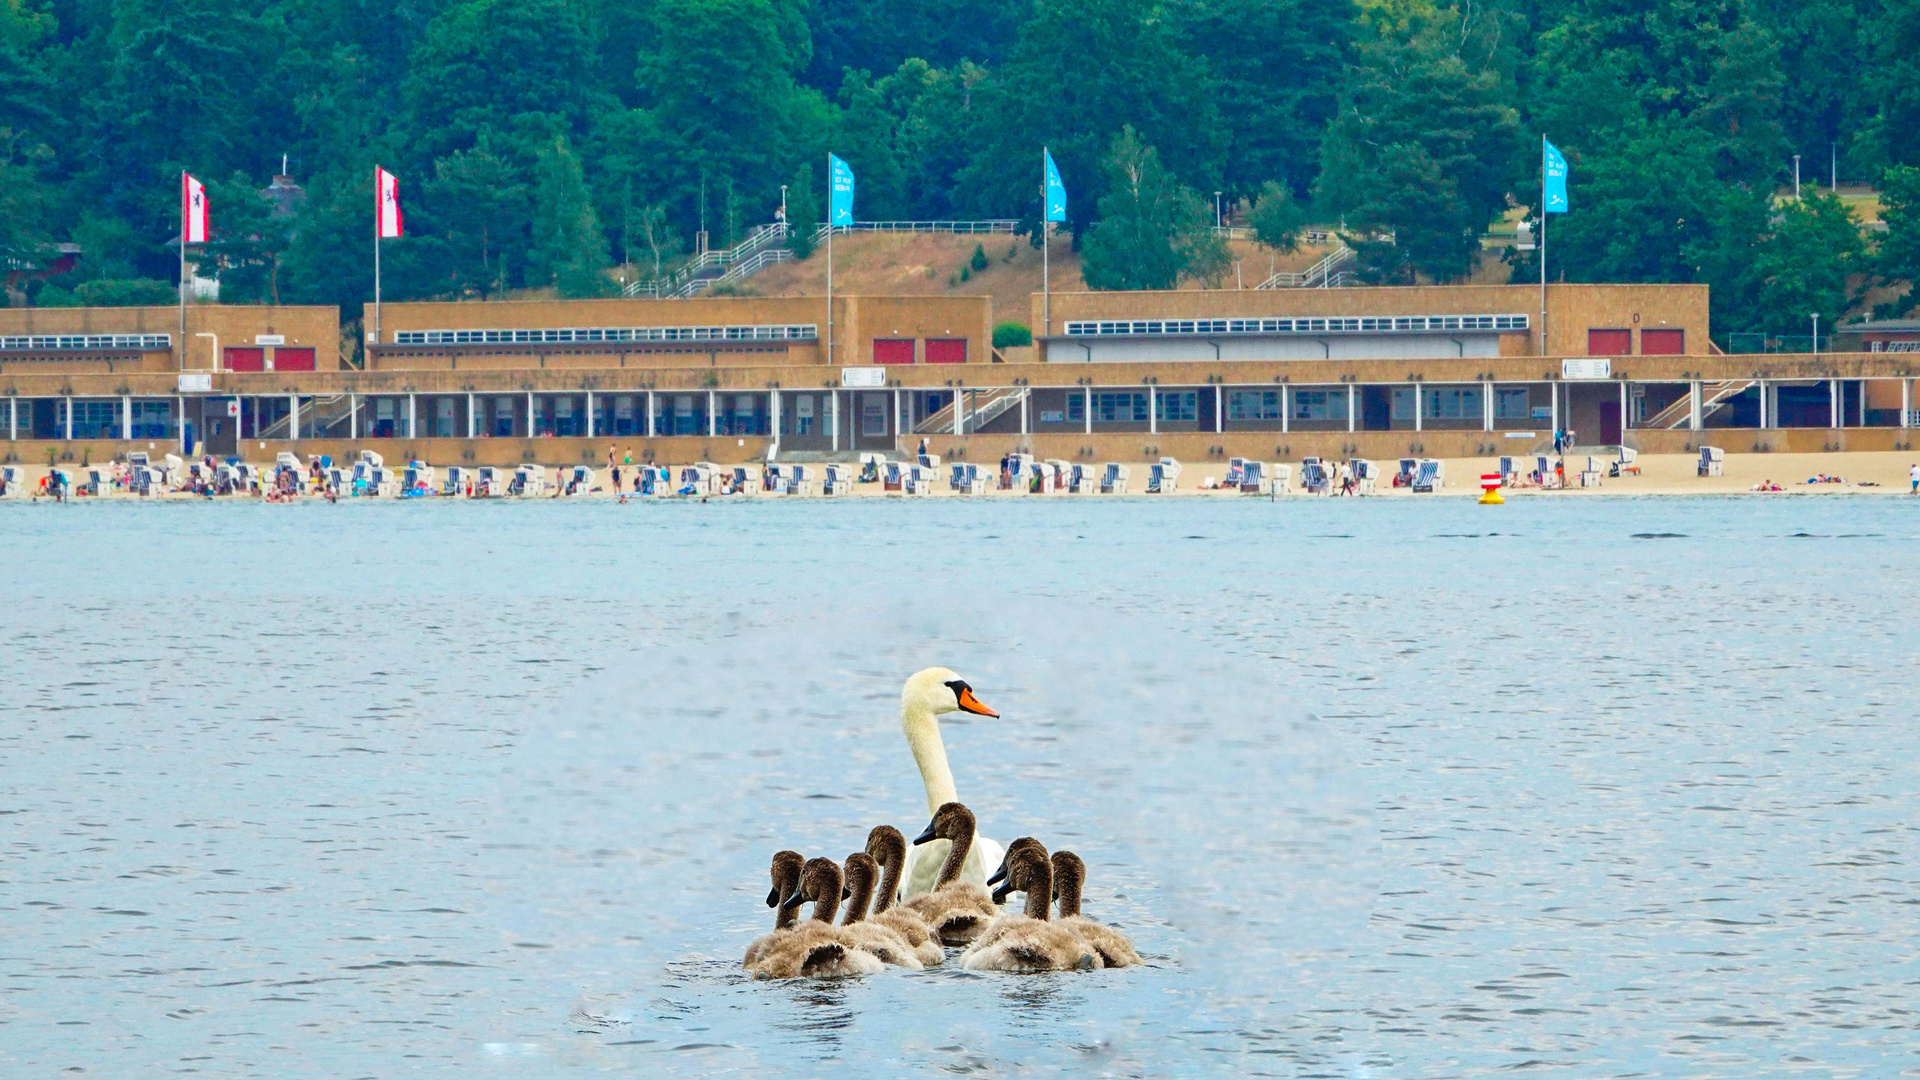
[2, 0, 1918, 334]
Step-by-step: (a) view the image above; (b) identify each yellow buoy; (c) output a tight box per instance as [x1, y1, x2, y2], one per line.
[1479, 472, 1504, 504]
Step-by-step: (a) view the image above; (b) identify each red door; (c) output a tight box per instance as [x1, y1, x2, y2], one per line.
[872, 338, 914, 364]
[225, 347, 264, 371]
[1640, 328, 1684, 355]
[1598, 401, 1622, 443]
[925, 338, 967, 363]
[1587, 329, 1631, 356]
[272, 347, 316, 371]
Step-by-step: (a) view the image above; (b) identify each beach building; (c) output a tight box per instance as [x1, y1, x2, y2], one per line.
[3, 285, 1916, 468]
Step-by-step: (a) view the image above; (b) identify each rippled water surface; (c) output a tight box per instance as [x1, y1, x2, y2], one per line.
[3, 496, 1917, 1078]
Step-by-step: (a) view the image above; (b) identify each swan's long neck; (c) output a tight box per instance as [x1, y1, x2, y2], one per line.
[938, 818, 973, 887]
[841, 869, 872, 926]
[872, 844, 903, 913]
[1054, 862, 1082, 918]
[1023, 861, 1054, 921]
[902, 700, 958, 814]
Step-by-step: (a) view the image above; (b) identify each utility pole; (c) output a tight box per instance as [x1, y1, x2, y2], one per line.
[1214, 191, 1222, 228]
[1794, 155, 1801, 199]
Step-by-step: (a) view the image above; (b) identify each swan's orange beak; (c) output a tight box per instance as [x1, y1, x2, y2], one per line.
[956, 686, 998, 717]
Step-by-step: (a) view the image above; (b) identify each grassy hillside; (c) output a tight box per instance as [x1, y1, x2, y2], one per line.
[728, 231, 1339, 326]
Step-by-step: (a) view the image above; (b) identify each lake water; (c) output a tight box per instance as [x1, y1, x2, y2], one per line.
[3, 496, 1917, 1078]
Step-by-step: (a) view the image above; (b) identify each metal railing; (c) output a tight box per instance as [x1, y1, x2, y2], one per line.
[811, 220, 1017, 241]
[1254, 244, 1356, 289]
[1642, 381, 1753, 429]
[625, 222, 790, 299]
[685, 246, 796, 296]
[1717, 333, 1834, 355]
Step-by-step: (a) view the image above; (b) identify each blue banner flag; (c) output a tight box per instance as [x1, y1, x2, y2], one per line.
[1043, 149, 1067, 223]
[1542, 139, 1569, 214]
[828, 153, 855, 227]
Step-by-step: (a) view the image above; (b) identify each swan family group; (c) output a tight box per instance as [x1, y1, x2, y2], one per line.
[742, 668, 1139, 979]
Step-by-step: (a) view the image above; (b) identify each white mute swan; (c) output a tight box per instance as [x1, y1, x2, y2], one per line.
[898, 667, 1006, 899]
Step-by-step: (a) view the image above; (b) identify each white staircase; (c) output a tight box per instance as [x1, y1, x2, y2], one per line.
[913, 388, 1028, 435]
[1255, 244, 1356, 289]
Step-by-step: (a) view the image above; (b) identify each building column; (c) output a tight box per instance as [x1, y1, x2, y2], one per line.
[407, 394, 417, 439]
[1859, 380, 1867, 427]
[952, 390, 963, 437]
[1830, 378, 1840, 429]
[64, 396, 73, 440]
[1084, 389, 1092, 435]
[1484, 383, 1495, 432]
[1148, 385, 1157, 435]
[1213, 386, 1224, 433]
[770, 390, 782, 453]
[1757, 380, 1768, 429]
[586, 391, 595, 439]
[122, 394, 133, 440]
[7, 396, 15, 440]
[289, 394, 300, 442]
[1688, 381, 1701, 430]
[349, 393, 358, 440]
[527, 391, 536, 437]
[1280, 386, 1289, 434]
[1551, 381, 1561, 434]
[1347, 384, 1356, 433]
[1412, 383, 1423, 433]
[467, 393, 476, 438]
[1904, 379, 1913, 429]
[1617, 381, 1627, 440]
[646, 391, 656, 438]
[831, 391, 840, 450]
[708, 390, 717, 438]
[1020, 388, 1029, 435]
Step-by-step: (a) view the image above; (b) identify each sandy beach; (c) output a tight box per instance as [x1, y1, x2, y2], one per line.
[6, 451, 1918, 501]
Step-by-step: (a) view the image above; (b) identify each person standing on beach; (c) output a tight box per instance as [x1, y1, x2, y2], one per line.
[1910, 462, 1919, 493]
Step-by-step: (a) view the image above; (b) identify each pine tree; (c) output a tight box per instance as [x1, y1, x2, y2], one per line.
[1080, 127, 1227, 290]
[531, 137, 615, 298]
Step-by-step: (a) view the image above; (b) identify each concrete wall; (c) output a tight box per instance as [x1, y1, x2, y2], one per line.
[1033, 283, 1709, 359]
[0, 305, 340, 372]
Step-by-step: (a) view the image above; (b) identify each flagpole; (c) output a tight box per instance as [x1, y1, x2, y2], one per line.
[179, 172, 188, 372]
[374, 170, 383, 357]
[1539, 135, 1547, 359]
[1042, 147, 1051, 345]
[826, 154, 834, 369]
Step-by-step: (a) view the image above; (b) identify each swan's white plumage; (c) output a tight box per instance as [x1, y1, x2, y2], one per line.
[897, 667, 1003, 899]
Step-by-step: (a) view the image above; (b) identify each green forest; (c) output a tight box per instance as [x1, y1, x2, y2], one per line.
[4, 0, 1920, 338]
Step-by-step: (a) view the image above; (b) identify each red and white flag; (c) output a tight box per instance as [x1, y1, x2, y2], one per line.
[376, 166, 403, 238]
[181, 172, 209, 244]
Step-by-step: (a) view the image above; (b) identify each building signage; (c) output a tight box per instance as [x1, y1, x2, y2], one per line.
[255, 334, 286, 346]
[1503, 431, 1536, 438]
[841, 367, 887, 388]
[1561, 358, 1612, 380]
[178, 372, 213, 393]
[1531, 406, 1552, 420]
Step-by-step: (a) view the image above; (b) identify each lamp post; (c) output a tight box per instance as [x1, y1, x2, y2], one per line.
[1794, 155, 1801, 199]
[1811, 312, 1819, 355]
[1214, 191, 1222, 228]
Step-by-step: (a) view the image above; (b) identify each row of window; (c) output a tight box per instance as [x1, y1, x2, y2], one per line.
[1062, 314, 1530, 337]
[1045, 387, 1540, 424]
[392, 324, 819, 346]
[0, 333, 172, 351]
[1065, 391, 1200, 423]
